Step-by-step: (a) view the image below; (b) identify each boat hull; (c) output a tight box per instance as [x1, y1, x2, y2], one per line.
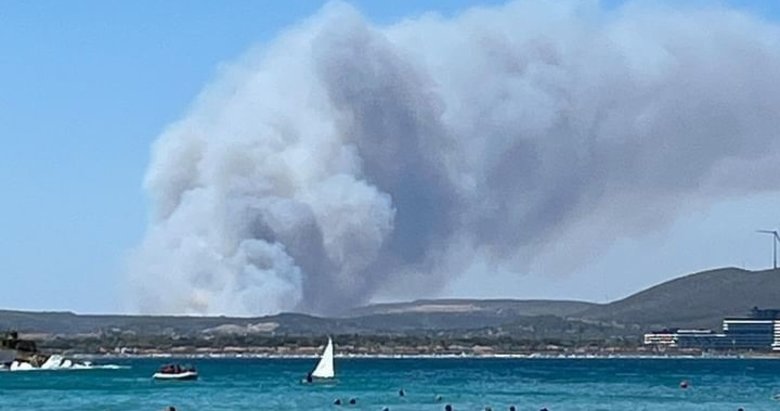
[153, 371, 198, 381]
[301, 376, 336, 384]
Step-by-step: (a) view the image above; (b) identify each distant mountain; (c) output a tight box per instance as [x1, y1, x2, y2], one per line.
[0, 310, 272, 336]
[340, 299, 600, 336]
[346, 299, 595, 317]
[0, 299, 597, 337]
[574, 267, 780, 329]
[0, 308, 608, 338]
[1, 267, 778, 339]
[0, 310, 371, 336]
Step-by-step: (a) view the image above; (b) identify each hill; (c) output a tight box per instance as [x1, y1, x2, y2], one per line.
[2, 267, 779, 340]
[574, 267, 780, 329]
[0, 310, 435, 337]
[345, 299, 595, 317]
[0, 308, 616, 339]
[0, 299, 599, 337]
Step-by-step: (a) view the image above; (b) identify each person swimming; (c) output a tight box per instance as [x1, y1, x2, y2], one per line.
[334, 399, 342, 405]
[306, 372, 313, 383]
[349, 398, 357, 405]
[509, 407, 517, 411]
[445, 405, 453, 411]
[399, 388, 405, 397]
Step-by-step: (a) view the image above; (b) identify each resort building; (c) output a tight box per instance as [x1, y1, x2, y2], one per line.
[643, 307, 780, 351]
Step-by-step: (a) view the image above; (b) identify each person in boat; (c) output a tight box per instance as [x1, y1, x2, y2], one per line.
[160, 363, 191, 375]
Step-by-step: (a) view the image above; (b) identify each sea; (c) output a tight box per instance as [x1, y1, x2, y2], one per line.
[0, 357, 778, 410]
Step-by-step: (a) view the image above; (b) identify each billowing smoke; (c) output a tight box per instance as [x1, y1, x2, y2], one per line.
[129, 1, 780, 315]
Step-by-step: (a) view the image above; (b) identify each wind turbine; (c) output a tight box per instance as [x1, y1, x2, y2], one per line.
[757, 229, 780, 270]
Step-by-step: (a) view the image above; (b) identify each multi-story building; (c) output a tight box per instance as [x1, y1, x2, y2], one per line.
[644, 307, 780, 351]
[643, 330, 677, 346]
[719, 318, 775, 349]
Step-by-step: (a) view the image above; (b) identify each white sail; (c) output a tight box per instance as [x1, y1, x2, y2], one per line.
[310, 337, 334, 379]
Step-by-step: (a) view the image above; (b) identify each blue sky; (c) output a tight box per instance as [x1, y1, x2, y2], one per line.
[1, 0, 779, 313]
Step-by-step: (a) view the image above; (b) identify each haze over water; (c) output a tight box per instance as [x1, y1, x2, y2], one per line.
[0, 358, 777, 410]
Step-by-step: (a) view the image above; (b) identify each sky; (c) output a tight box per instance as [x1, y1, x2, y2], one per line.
[1, 0, 780, 314]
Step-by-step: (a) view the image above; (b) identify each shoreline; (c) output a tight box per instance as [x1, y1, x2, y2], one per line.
[69, 352, 780, 361]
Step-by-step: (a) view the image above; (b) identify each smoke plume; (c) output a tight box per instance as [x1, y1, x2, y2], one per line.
[129, 1, 780, 315]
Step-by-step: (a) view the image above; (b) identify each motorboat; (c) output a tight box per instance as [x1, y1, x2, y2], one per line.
[1, 331, 90, 371]
[1, 331, 38, 365]
[153, 363, 198, 380]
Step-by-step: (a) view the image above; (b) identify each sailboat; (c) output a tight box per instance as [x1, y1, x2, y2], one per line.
[304, 337, 335, 383]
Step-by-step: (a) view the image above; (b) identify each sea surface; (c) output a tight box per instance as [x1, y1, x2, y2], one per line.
[0, 357, 779, 410]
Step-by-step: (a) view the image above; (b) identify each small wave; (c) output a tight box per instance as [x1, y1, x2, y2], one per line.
[3, 356, 129, 372]
[2, 364, 129, 372]
[92, 364, 129, 370]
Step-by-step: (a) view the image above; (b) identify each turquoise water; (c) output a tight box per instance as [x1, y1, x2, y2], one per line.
[1, 357, 779, 410]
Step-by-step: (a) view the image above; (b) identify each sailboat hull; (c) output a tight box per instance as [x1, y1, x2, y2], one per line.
[301, 377, 336, 384]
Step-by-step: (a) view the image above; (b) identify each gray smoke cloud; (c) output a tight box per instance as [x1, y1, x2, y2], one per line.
[129, 0, 780, 315]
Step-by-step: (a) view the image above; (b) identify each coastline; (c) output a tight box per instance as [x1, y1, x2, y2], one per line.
[69, 351, 780, 361]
